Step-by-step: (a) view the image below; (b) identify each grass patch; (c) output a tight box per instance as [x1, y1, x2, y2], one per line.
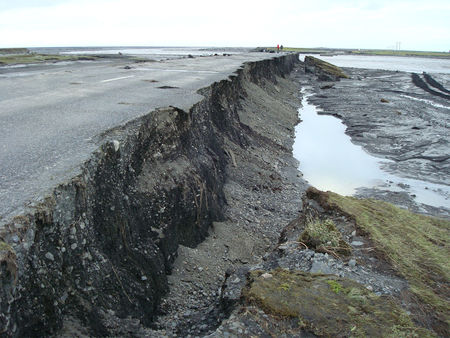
[307, 188, 450, 334]
[0, 53, 98, 66]
[0, 241, 13, 252]
[245, 269, 433, 337]
[327, 279, 343, 294]
[299, 217, 352, 257]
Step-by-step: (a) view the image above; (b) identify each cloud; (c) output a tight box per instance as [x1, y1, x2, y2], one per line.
[0, 0, 448, 50]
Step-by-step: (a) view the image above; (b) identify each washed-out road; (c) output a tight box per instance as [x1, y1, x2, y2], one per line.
[0, 53, 278, 223]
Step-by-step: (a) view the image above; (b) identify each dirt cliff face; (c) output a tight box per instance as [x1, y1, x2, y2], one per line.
[0, 53, 300, 336]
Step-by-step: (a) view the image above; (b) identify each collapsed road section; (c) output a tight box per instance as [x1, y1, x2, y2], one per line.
[0, 53, 302, 336]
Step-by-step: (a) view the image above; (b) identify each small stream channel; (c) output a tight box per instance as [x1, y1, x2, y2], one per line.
[293, 90, 450, 210]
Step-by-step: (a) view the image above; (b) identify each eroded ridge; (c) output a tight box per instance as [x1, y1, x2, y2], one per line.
[0, 53, 300, 336]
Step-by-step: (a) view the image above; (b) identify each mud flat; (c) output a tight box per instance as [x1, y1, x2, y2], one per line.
[298, 59, 450, 218]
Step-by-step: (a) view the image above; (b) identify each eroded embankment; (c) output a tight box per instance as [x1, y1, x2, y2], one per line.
[0, 54, 300, 336]
[208, 58, 449, 337]
[216, 187, 449, 337]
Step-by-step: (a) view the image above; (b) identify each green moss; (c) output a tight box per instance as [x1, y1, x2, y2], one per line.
[245, 269, 433, 337]
[299, 218, 352, 257]
[327, 279, 343, 294]
[279, 282, 290, 291]
[311, 189, 450, 332]
[0, 241, 14, 252]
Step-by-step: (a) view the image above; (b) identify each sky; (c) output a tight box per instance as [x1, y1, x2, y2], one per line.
[0, 0, 449, 51]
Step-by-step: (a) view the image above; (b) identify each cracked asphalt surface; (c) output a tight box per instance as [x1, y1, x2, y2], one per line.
[0, 53, 279, 223]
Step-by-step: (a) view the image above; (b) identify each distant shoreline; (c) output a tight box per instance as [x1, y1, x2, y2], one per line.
[261, 47, 450, 59]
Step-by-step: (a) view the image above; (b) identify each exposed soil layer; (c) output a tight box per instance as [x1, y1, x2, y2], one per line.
[208, 60, 448, 337]
[0, 54, 305, 337]
[133, 61, 308, 337]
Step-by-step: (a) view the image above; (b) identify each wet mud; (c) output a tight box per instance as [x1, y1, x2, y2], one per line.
[299, 65, 449, 218]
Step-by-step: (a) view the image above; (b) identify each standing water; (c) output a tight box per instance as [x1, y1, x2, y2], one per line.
[293, 91, 450, 209]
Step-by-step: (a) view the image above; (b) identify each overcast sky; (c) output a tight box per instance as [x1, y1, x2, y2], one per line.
[0, 0, 448, 51]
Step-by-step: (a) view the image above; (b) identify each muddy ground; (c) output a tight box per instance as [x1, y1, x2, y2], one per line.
[148, 62, 449, 337]
[300, 66, 449, 218]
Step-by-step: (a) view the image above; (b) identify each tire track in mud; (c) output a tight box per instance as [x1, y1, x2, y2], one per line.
[411, 73, 450, 100]
[423, 72, 450, 94]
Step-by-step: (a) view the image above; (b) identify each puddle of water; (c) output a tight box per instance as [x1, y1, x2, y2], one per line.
[293, 93, 389, 195]
[294, 91, 450, 209]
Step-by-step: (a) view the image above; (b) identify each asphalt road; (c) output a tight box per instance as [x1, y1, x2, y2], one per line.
[0, 53, 276, 223]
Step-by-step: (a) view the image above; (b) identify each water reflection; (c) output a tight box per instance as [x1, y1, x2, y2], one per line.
[294, 92, 450, 208]
[293, 94, 389, 195]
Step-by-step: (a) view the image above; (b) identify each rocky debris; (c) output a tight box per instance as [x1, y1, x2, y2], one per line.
[261, 189, 409, 298]
[211, 187, 446, 336]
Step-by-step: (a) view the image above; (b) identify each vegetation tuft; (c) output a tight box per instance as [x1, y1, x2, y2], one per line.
[299, 217, 352, 257]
